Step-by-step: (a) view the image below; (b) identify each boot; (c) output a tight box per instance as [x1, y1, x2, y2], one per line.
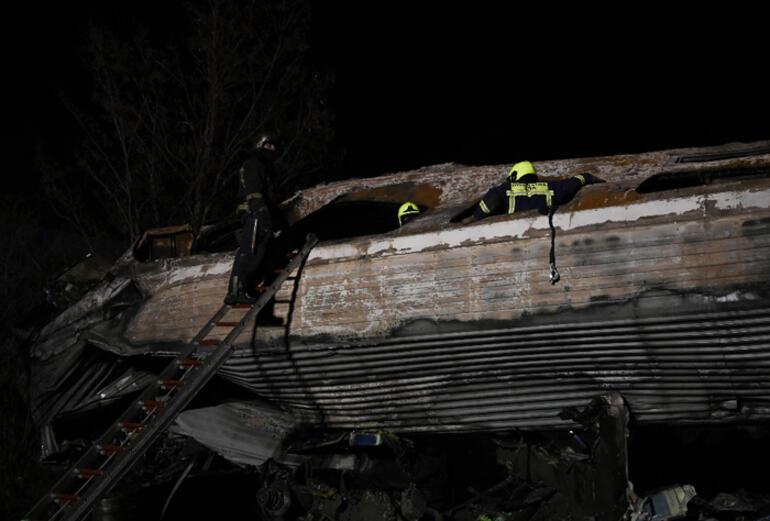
[224, 275, 256, 305]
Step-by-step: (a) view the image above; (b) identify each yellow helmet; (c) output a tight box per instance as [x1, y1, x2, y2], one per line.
[507, 161, 536, 181]
[397, 202, 421, 226]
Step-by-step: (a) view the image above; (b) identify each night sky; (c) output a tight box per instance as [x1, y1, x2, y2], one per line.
[3, 7, 769, 516]
[13, 3, 770, 192]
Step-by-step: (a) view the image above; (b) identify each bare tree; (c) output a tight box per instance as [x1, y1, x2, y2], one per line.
[43, 0, 336, 245]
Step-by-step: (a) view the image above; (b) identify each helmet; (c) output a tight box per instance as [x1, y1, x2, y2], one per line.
[507, 161, 537, 181]
[255, 133, 276, 151]
[397, 202, 421, 226]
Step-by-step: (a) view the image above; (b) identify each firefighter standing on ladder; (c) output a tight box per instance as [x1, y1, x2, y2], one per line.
[225, 133, 283, 305]
[462, 161, 602, 282]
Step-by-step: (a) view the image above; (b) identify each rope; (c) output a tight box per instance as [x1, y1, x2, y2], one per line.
[548, 207, 560, 285]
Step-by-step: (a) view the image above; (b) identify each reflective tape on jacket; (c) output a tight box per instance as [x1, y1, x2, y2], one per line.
[505, 182, 554, 213]
[236, 192, 264, 213]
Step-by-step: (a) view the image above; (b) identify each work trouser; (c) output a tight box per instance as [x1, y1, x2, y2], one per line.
[227, 209, 273, 298]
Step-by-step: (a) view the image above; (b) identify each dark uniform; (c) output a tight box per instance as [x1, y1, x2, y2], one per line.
[473, 172, 597, 221]
[226, 141, 281, 303]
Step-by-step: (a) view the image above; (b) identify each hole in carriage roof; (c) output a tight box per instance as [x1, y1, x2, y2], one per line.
[290, 197, 427, 243]
[178, 184, 435, 257]
[287, 181, 436, 242]
[636, 166, 770, 194]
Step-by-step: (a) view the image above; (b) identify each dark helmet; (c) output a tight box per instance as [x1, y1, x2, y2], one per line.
[254, 133, 277, 152]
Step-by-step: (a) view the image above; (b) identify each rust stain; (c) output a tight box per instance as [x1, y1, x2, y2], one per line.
[342, 182, 442, 208]
[569, 186, 640, 212]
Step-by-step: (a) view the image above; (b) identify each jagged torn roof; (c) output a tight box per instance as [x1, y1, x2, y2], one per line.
[280, 140, 770, 227]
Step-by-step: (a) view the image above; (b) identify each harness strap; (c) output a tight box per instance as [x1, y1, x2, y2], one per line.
[506, 182, 554, 214]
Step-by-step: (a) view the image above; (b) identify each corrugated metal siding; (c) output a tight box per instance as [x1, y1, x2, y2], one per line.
[219, 307, 770, 432]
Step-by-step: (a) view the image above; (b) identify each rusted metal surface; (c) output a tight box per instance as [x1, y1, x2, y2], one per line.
[133, 224, 195, 260]
[27, 140, 770, 434]
[279, 141, 770, 227]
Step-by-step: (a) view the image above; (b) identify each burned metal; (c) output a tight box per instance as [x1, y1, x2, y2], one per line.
[44, 253, 114, 311]
[22, 141, 770, 519]
[27, 140, 770, 453]
[169, 400, 299, 467]
[232, 393, 632, 521]
[132, 224, 195, 262]
[213, 304, 770, 431]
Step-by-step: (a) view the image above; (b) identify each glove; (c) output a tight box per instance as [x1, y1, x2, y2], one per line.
[248, 198, 265, 213]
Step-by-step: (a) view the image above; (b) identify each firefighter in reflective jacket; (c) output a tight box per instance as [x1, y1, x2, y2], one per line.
[225, 134, 281, 304]
[462, 161, 600, 224]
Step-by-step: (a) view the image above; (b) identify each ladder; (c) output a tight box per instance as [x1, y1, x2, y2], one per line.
[25, 234, 319, 521]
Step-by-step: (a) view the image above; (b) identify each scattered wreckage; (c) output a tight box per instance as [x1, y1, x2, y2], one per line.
[25, 141, 770, 519]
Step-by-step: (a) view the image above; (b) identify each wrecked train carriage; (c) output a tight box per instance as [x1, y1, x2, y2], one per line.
[30, 141, 770, 452]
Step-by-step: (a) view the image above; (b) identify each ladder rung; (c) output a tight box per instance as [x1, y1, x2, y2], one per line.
[74, 468, 103, 478]
[119, 421, 145, 433]
[139, 399, 163, 411]
[177, 357, 203, 368]
[159, 379, 185, 390]
[96, 444, 125, 456]
[52, 493, 79, 505]
[23, 235, 319, 521]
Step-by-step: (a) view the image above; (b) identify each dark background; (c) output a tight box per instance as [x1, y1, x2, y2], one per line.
[13, 3, 770, 194]
[3, 4, 769, 519]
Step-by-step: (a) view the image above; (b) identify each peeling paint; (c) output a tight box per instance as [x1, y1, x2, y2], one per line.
[150, 256, 233, 287]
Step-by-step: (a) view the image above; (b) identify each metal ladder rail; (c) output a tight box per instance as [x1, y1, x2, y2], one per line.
[25, 234, 318, 521]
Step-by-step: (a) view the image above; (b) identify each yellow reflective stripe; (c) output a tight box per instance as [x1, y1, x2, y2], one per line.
[505, 182, 555, 213]
[507, 184, 528, 194]
[506, 183, 527, 214]
[574, 174, 586, 186]
[479, 200, 491, 214]
[527, 182, 554, 207]
[237, 193, 263, 213]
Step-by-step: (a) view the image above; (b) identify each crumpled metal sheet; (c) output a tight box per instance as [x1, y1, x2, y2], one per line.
[170, 401, 302, 467]
[66, 366, 155, 414]
[32, 278, 143, 361]
[31, 348, 153, 426]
